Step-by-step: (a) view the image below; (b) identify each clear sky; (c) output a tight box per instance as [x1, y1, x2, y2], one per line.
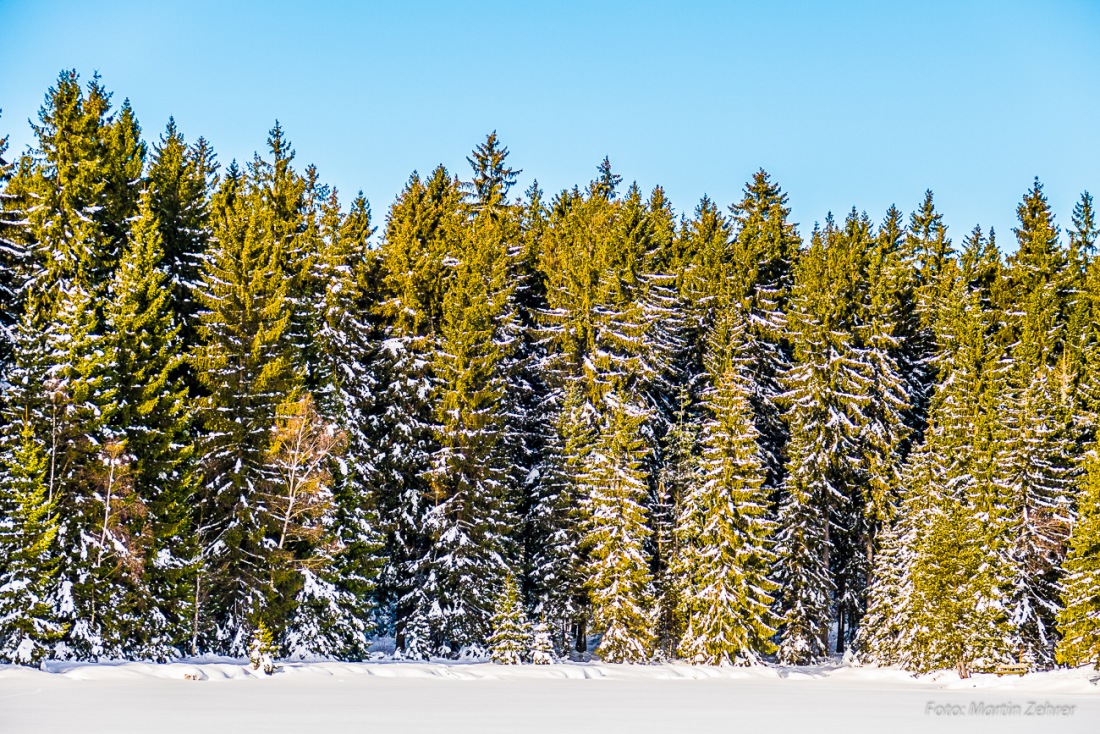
[2, 0, 1098, 248]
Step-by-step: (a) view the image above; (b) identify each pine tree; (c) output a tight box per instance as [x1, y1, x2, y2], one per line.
[488, 573, 530, 664]
[0, 416, 65, 664]
[582, 400, 655, 663]
[674, 345, 777, 665]
[1057, 447, 1100, 668]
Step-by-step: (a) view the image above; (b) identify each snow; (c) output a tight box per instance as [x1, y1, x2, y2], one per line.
[0, 660, 1096, 733]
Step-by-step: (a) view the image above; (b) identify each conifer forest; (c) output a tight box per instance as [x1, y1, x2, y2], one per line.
[3, 71, 1100, 677]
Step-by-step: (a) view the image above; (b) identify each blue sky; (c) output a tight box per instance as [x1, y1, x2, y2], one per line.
[2, 0, 1098, 247]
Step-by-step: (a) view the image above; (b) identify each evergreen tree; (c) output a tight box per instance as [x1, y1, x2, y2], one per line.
[861, 271, 1014, 670]
[773, 430, 833, 665]
[999, 180, 1075, 665]
[726, 170, 799, 492]
[582, 400, 655, 663]
[652, 387, 695, 659]
[908, 485, 1008, 677]
[530, 618, 556, 664]
[524, 382, 592, 652]
[1057, 447, 1100, 668]
[190, 160, 296, 653]
[415, 191, 518, 653]
[488, 573, 530, 664]
[776, 218, 866, 657]
[147, 119, 214, 344]
[35, 281, 127, 659]
[0, 417, 65, 664]
[303, 189, 383, 657]
[0, 118, 25, 367]
[373, 165, 461, 651]
[674, 342, 777, 665]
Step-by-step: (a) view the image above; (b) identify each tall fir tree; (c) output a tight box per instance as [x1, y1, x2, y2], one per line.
[102, 190, 198, 658]
[190, 159, 297, 653]
[0, 416, 65, 664]
[147, 119, 214, 346]
[374, 165, 462, 650]
[674, 331, 777, 665]
[581, 399, 656, 663]
[414, 184, 519, 653]
[1056, 447, 1100, 668]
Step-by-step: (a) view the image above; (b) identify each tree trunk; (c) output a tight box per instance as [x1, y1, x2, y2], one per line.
[574, 618, 587, 654]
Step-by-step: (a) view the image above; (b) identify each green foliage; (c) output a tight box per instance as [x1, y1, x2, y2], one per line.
[675, 348, 777, 665]
[249, 620, 277, 674]
[1057, 449, 1100, 668]
[582, 401, 656, 663]
[488, 574, 530, 664]
[3, 71, 1099, 672]
[103, 190, 197, 657]
[190, 152, 298, 651]
[530, 618, 556, 664]
[0, 418, 65, 664]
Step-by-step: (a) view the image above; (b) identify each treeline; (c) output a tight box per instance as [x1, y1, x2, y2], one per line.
[0, 71, 1098, 673]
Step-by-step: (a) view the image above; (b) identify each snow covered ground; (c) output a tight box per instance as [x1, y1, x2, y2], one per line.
[1, 659, 1096, 733]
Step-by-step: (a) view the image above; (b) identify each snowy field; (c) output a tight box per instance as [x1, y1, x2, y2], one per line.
[1, 660, 1097, 733]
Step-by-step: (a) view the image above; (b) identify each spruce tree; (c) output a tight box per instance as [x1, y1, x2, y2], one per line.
[582, 400, 656, 663]
[999, 180, 1075, 665]
[908, 487, 1008, 677]
[15, 71, 115, 308]
[300, 189, 383, 658]
[524, 381, 592, 652]
[674, 343, 777, 665]
[530, 618, 556, 664]
[773, 430, 833, 665]
[147, 119, 214, 344]
[190, 161, 296, 653]
[1057, 447, 1100, 668]
[35, 280, 127, 659]
[488, 573, 530, 664]
[415, 193, 518, 653]
[101, 191, 198, 658]
[861, 270, 1014, 670]
[374, 165, 461, 651]
[726, 170, 799, 492]
[0, 416, 65, 664]
[776, 219, 866, 657]
[0, 119, 24, 367]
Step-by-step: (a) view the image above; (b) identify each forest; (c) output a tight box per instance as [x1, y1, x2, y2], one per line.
[0, 70, 1098, 677]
